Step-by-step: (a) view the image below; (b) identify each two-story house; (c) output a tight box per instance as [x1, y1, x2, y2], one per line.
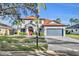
[15, 16, 66, 37]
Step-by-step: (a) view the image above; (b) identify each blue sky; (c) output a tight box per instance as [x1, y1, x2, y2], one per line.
[40, 3, 79, 24]
[1, 3, 79, 25]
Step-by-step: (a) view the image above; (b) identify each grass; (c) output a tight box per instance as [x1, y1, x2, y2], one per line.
[19, 32, 27, 35]
[0, 43, 48, 51]
[66, 34, 79, 39]
[0, 36, 46, 43]
[32, 32, 44, 36]
[0, 36, 47, 51]
[40, 32, 44, 36]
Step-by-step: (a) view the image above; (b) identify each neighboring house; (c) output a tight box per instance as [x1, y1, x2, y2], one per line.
[0, 23, 12, 35]
[16, 16, 66, 37]
[66, 24, 79, 34]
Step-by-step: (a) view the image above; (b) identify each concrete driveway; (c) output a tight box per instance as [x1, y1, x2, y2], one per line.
[45, 36, 79, 56]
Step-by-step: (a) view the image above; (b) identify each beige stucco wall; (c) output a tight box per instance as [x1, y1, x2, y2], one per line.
[0, 28, 10, 35]
[16, 29, 20, 35]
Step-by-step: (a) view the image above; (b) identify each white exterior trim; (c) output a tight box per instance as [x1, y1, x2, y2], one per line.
[67, 29, 79, 34]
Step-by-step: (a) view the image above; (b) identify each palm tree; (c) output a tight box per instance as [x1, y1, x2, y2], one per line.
[69, 18, 79, 26]
[33, 3, 46, 48]
[74, 18, 79, 24]
[56, 18, 61, 23]
[69, 18, 74, 26]
[0, 3, 46, 48]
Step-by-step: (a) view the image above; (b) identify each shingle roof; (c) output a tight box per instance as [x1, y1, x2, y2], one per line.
[67, 24, 79, 29]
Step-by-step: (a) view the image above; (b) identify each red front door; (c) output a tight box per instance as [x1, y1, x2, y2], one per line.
[28, 26, 33, 36]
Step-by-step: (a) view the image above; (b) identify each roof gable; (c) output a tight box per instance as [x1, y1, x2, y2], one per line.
[43, 19, 65, 26]
[21, 16, 45, 20]
[21, 16, 65, 27]
[21, 16, 37, 20]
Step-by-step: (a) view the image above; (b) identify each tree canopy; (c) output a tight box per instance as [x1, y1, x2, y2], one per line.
[0, 3, 46, 25]
[69, 18, 79, 25]
[56, 18, 61, 23]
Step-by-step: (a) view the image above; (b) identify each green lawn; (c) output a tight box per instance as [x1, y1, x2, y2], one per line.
[0, 36, 48, 51]
[66, 34, 79, 39]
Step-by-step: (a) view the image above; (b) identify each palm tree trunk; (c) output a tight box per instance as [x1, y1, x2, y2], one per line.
[36, 4, 40, 49]
[36, 16, 39, 49]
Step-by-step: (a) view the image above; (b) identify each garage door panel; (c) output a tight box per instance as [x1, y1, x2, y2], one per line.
[46, 28, 63, 36]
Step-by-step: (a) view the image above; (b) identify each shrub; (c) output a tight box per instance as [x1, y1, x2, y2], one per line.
[16, 45, 34, 51]
[40, 32, 44, 36]
[19, 32, 27, 35]
[26, 39, 33, 43]
[0, 42, 18, 51]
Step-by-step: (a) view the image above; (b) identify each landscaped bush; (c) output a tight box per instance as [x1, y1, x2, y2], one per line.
[0, 36, 19, 43]
[19, 32, 27, 35]
[0, 42, 18, 51]
[18, 38, 34, 43]
[26, 39, 34, 43]
[32, 32, 44, 36]
[15, 45, 34, 51]
[0, 42, 48, 51]
[0, 36, 46, 43]
[40, 32, 44, 36]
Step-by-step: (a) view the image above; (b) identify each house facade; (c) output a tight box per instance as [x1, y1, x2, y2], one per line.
[16, 16, 38, 36]
[16, 16, 66, 37]
[0, 23, 12, 35]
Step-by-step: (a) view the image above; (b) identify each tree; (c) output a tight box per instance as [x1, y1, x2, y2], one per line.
[0, 3, 46, 48]
[74, 18, 79, 24]
[69, 18, 74, 25]
[33, 3, 46, 48]
[0, 3, 38, 35]
[69, 18, 79, 26]
[56, 18, 61, 23]
[0, 3, 38, 20]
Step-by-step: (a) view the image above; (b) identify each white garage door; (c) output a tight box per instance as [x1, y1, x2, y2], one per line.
[46, 28, 63, 36]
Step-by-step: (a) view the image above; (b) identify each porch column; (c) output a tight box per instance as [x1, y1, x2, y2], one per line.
[7, 29, 10, 35]
[44, 27, 47, 37]
[17, 29, 20, 35]
[63, 28, 65, 36]
[26, 28, 29, 36]
[2, 29, 5, 36]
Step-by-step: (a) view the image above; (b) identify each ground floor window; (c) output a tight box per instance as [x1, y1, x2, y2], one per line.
[21, 29, 26, 32]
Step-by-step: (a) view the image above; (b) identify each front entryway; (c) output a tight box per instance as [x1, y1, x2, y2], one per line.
[28, 26, 33, 35]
